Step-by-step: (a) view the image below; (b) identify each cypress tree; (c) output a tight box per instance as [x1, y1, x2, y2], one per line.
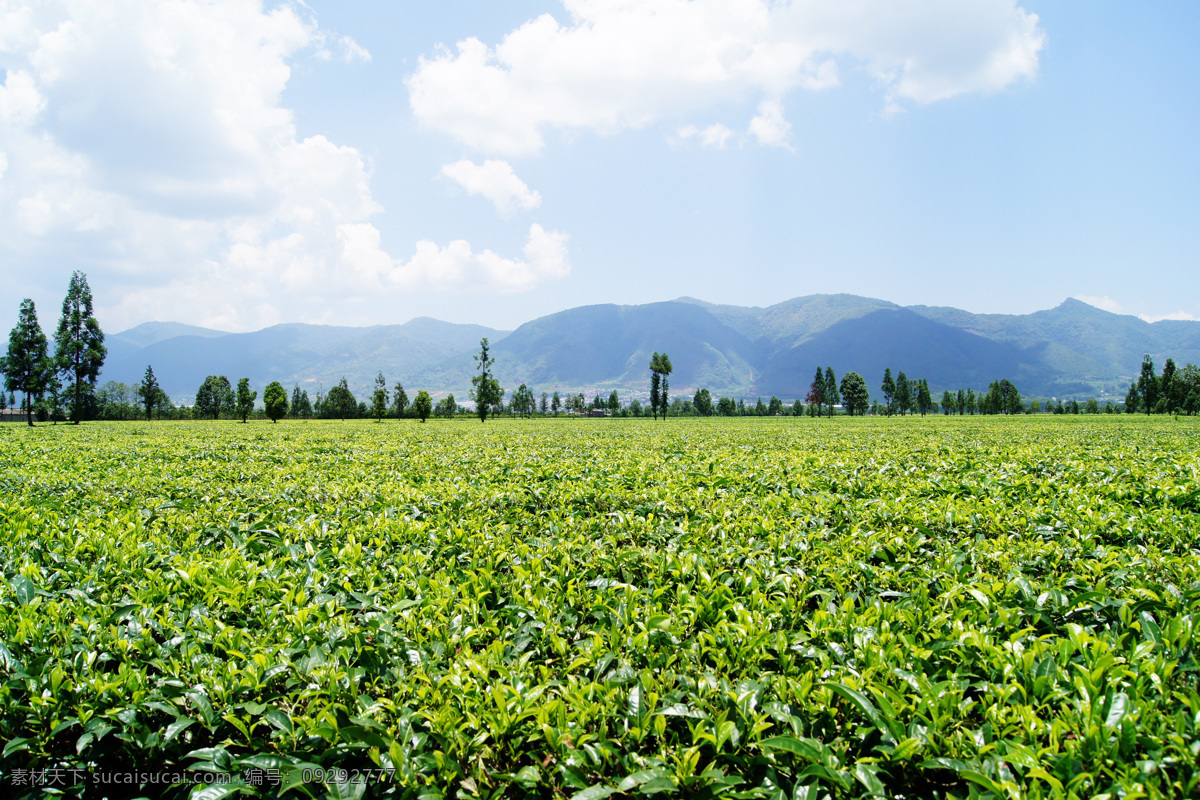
[53, 272, 107, 424]
[2, 299, 53, 426]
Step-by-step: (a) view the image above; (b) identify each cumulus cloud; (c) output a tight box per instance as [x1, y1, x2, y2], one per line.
[0, 0, 564, 331]
[748, 99, 792, 149]
[441, 159, 542, 216]
[675, 122, 733, 148]
[395, 223, 571, 292]
[408, 0, 1044, 156]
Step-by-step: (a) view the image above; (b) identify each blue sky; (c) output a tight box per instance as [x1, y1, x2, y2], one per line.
[1, 0, 1197, 334]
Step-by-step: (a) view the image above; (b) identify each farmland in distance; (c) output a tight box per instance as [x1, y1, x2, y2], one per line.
[1, 416, 1198, 798]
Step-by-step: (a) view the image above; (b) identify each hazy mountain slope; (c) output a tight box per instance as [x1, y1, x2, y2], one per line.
[760, 308, 1060, 398]
[109, 321, 229, 348]
[416, 302, 766, 396]
[416, 298, 1043, 400]
[908, 298, 1200, 393]
[94, 295, 1200, 405]
[101, 318, 506, 400]
[677, 294, 898, 348]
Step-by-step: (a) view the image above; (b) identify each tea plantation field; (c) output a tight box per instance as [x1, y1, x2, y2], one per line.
[1, 417, 1198, 799]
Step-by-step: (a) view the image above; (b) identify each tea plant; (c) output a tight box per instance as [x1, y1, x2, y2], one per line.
[1, 416, 1198, 798]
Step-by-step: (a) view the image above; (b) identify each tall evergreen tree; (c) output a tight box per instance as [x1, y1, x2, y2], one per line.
[657, 353, 673, 419]
[808, 367, 826, 416]
[372, 372, 389, 422]
[138, 365, 160, 421]
[956, 388, 966, 415]
[649, 352, 673, 420]
[470, 338, 503, 422]
[916, 379, 933, 415]
[823, 366, 839, 417]
[805, 379, 823, 416]
[1125, 381, 1140, 413]
[1161, 358, 1179, 412]
[999, 379, 1021, 415]
[881, 368, 895, 416]
[2, 299, 53, 426]
[941, 390, 956, 415]
[1138, 354, 1158, 415]
[53, 272, 106, 424]
[235, 378, 256, 422]
[895, 372, 911, 416]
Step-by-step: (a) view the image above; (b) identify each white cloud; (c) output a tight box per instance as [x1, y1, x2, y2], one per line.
[408, 0, 1044, 156]
[748, 99, 792, 149]
[0, 0, 561, 331]
[1140, 311, 1199, 323]
[1074, 295, 1124, 314]
[338, 35, 372, 64]
[394, 223, 571, 292]
[441, 159, 542, 216]
[676, 122, 733, 148]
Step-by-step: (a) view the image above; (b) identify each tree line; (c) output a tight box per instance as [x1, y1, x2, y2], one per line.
[2, 273, 107, 426]
[9, 279, 1200, 423]
[1124, 355, 1200, 415]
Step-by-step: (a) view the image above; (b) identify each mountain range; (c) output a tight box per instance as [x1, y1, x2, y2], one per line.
[99, 295, 1200, 404]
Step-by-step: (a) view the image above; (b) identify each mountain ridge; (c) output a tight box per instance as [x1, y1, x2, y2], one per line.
[98, 295, 1200, 403]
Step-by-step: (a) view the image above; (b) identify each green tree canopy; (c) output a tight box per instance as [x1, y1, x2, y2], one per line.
[649, 371, 661, 420]
[1125, 381, 1140, 413]
[510, 383, 535, 417]
[823, 367, 839, 417]
[53, 272, 106, 424]
[840, 371, 869, 416]
[916, 379, 933, 416]
[138, 365, 161, 421]
[324, 378, 356, 420]
[413, 389, 432, 422]
[235, 378, 257, 422]
[2, 299, 53, 426]
[470, 338, 503, 422]
[881, 368, 895, 416]
[1138, 354, 1158, 415]
[291, 385, 312, 418]
[372, 372, 389, 422]
[649, 352, 673, 420]
[895, 372, 911, 416]
[194, 375, 234, 420]
[435, 393, 458, 417]
[264, 381, 288, 422]
[941, 390, 956, 415]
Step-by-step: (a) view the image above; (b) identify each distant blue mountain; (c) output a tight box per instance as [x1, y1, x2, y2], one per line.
[100, 296, 1200, 403]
